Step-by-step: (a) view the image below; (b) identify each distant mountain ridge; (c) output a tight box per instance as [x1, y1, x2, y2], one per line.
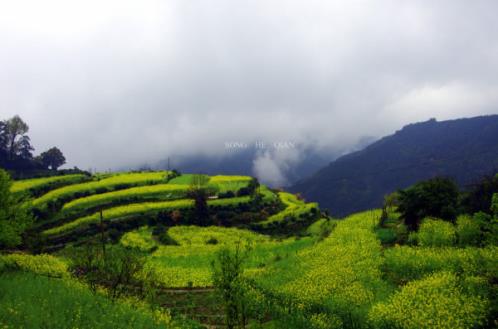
[290, 115, 498, 217]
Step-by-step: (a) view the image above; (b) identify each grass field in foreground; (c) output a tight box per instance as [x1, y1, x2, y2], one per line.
[120, 225, 315, 287]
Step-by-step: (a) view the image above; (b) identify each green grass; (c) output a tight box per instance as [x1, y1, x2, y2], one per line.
[11, 174, 89, 194]
[0, 272, 177, 328]
[33, 171, 170, 207]
[121, 226, 315, 287]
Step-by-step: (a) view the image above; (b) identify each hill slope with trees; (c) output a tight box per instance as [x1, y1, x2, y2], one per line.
[291, 115, 498, 217]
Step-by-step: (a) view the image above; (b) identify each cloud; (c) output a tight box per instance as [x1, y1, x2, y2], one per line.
[0, 0, 497, 172]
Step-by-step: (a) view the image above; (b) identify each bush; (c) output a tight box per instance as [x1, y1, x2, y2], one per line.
[159, 232, 179, 246]
[369, 271, 488, 329]
[416, 218, 456, 247]
[375, 228, 397, 245]
[456, 215, 481, 247]
[206, 237, 219, 245]
[0, 169, 34, 248]
[397, 177, 459, 230]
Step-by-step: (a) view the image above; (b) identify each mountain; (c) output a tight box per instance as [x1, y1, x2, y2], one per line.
[290, 115, 498, 217]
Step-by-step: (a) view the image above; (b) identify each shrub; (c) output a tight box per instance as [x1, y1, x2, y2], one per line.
[0, 169, 34, 248]
[375, 228, 397, 245]
[398, 177, 459, 230]
[417, 218, 456, 247]
[456, 215, 481, 247]
[206, 237, 219, 245]
[368, 272, 488, 329]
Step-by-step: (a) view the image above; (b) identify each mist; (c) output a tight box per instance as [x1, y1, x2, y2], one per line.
[1, 0, 497, 183]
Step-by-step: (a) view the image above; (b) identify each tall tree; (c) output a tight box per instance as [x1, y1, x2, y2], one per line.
[398, 177, 460, 230]
[4, 115, 33, 160]
[39, 147, 66, 170]
[0, 169, 33, 248]
[188, 174, 210, 224]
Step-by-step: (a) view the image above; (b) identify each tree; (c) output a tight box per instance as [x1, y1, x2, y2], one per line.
[0, 169, 33, 248]
[3, 115, 33, 160]
[460, 174, 498, 215]
[398, 177, 459, 230]
[188, 174, 211, 224]
[39, 147, 66, 170]
[211, 244, 250, 329]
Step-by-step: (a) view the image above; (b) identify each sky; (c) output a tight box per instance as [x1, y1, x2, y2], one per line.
[1, 0, 497, 178]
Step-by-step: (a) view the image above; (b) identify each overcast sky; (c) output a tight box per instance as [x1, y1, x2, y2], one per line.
[1, 0, 497, 172]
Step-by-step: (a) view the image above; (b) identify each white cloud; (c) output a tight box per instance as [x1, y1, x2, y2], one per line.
[0, 0, 497, 170]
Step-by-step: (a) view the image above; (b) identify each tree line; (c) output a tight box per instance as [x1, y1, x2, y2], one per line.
[0, 115, 66, 175]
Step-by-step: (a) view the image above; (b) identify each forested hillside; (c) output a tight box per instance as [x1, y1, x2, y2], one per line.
[291, 115, 498, 217]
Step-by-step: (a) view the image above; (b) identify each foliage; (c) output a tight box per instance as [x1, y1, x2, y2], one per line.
[121, 226, 158, 252]
[254, 192, 319, 230]
[1, 115, 33, 160]
[398, 177, 459, 230]
[68, 243, 146, 299]
[43, 196, 252, 236]
[383, 245, 498, 284]
[188, 174, 210, 224]
[126, 226, 313, 288]
[415, 218, 456, 247]
[11, 173, 88, 195]
[375, 227, 397, 245]
[211, 244, 249, 329]
[61, 183, 189, 215]
[368, 271, 488, 329]
[0, 253, 68, 277]
[460, 174, 498, 215]
[0, 272, 177, 328]
[38, 146, 66, 170]
[0, 169, 33, 248]
[398, 177, 460, 230]
[257, 211, 386, 327]
[456, 215, 482, 247]
[33, 171, 170, 208]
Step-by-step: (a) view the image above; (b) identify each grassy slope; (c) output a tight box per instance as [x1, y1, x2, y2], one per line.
[120, 225, 315, 287]
[0, 272, 176, 329]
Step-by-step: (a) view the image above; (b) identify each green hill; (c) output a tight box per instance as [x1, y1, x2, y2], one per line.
[1, 170, 496, 328]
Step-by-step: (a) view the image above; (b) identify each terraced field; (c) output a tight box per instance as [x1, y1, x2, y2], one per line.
[10, 171, 494, 328]
[15, 171, 320, 244]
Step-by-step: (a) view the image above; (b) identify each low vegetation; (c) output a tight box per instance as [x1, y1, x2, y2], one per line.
[1, 168, 497, 328]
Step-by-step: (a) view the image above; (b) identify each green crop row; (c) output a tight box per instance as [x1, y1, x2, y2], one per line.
[33, 171, 170, 208]
[11, 174, 90, 195]
[43, 196, 253, 236]
[255, 192, 319, 227]
[61, 183, 190, 215]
